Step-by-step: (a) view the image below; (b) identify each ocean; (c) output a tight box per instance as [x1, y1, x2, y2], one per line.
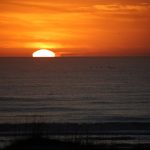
[0, 57, 150, 123]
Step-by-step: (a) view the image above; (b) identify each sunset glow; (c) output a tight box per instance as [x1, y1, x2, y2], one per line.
[0, 0, 150, 57]
[32, 49, 56, 57]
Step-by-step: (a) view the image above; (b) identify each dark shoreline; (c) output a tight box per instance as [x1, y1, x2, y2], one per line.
[2, 136, 150, 150]
[0, 122, 150, 147]
[1, 122, 150, 135]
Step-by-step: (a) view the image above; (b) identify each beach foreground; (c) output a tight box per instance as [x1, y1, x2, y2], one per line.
[0, 122, 150, 150]
[3, 137, 150, 150]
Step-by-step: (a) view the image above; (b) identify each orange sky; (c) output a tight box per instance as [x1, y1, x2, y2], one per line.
[0, 0, 150, 57]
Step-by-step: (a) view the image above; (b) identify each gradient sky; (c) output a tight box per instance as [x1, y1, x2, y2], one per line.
[0, 0, 150, 57]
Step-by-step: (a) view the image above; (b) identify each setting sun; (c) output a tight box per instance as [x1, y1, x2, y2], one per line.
[32, 49, 56, 57]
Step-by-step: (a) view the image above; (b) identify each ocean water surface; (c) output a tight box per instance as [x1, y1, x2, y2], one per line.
[0, 57, 150, 123]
